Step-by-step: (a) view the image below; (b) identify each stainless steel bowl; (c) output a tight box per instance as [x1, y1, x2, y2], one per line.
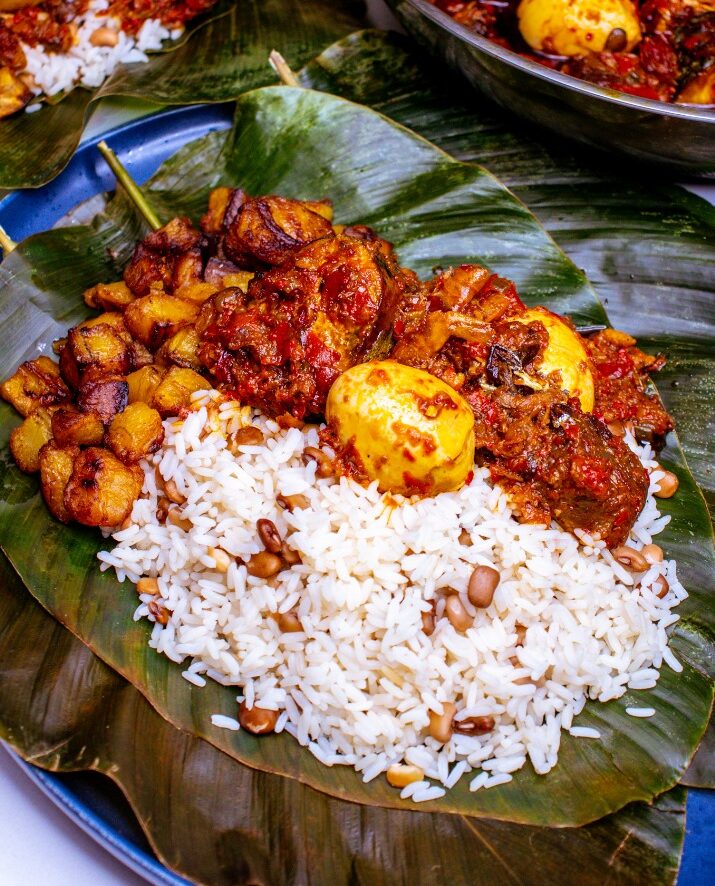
[386, 0, 715, 176]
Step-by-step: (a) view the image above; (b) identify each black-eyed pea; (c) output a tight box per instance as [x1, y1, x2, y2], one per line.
[386, 764, 424, 788]
[238, 701, 279, 734]
[467, 565, 500, 608]
[428, 702, 456, 743]
[445, 596, 471, 632]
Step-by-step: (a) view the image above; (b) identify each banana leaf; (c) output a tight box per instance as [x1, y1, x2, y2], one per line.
[0, 86, 712, 825]
[0, 551, 687, 886]
[0, 0, 361, 190]
[298, 29, 715, 519]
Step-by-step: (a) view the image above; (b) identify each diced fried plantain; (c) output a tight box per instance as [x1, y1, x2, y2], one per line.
[60, 322, 132, 387]
[197, 260, 254, 294]
[1, 356, 70, 417]
[0, 66, 31, 119]
[83, 281, 135, 312]
[127, 365, 166, 404]
[124, 217, 202, 296]
[64, 446, 143, 527]
[304, 199, 333, 222]
[200, 187, 234, 234]
[156, 326, 201, 370]
[39, 441, 79, 523]
[221, 272, 255, 292]
[106, 402, 164, 464]
[76, 376, 128, 424]
[151, 366, 207, 417]
[77, 311, 129, 334]
[9, 407, 53, 473]
[223, 195, 335, 267]
[124, 292, 199, 349]
[51, 407, 105, 447]
[173, 249, 203, 290]
[174, 281, 220, 304]
[128, 339, 154, 370]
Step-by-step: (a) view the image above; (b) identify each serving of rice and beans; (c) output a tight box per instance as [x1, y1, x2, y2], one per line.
[0, 0, 217, 117]
[2, 188, 684, 802]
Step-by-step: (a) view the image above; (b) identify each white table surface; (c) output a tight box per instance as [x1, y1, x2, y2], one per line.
[0, 1, 712, 884]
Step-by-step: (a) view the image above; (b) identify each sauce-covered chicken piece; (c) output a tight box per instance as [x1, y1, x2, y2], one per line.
[124, 216, 203, 297]
[586, 328, 673, 441]
[201, 188, 335, 268]
[390, 264, 652, 547]
[198, 232, 420, 419]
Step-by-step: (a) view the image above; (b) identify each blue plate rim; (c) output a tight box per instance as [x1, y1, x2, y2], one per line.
[3, 744, 189, 886]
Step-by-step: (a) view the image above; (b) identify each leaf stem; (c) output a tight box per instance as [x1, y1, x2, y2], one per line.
[0, 224, 16, 255]
[269, 50, 300, 87]
[97, 140, 162, 231]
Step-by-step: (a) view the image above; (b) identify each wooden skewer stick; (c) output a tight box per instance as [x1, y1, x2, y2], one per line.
[269, 50, 300, 87]
[0, 224, 16, 256]
[97, 140, 162, 231]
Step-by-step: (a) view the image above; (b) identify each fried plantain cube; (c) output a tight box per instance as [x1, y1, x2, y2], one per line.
[60, 322, 132, 387]
[76, 376, 128, 424]
[127, 365, 166, 405]
[64, 446, 143, 527]
[223, 195, 334, 268]
[0, 66, 31, 119]
[9, 407, 53, 473]
[106, 402, 164, 464]
[200, 187, 234, 234]
[83, 281, 135, 312]
[128, 339, 155, 370]
[1, 356, 70, 417]
[77, 311, 129, 334]
[124, 217, 202, 296]
[173, 281, 220, 305]
[173, 248, 203, 290]
[202, 258, 255, 295]
[304, 199, 333, 222]
[151, 366, 207, 417]
[51, 407, 105, 447]
[38, 441, 79, 523]
[124, 291, 199, 350]
[222, 272, 255, 292]
[156, 326, 201, 371]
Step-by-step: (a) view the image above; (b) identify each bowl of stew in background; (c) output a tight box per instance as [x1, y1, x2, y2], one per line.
[385, 0, 715, 175]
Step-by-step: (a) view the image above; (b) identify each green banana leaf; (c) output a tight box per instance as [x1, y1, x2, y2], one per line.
[299, 29, 715, 519]
[298, 29, 715, 790]
[0, 0, 361, 190]
[0, 86, 712, 825]
[0, 551, 686, 886]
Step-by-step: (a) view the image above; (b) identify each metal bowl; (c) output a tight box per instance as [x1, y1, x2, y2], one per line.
[385, 0, 715, 176]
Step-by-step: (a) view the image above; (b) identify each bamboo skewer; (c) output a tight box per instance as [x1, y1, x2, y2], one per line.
[269, 50, 300, 87]
[97, 140, 162, 231]
[0, 224, 16, 255]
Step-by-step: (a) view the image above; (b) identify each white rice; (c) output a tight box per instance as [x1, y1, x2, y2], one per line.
[21, 0, 183, 101]
[99, 390, 687, 799]
[568, 727, 601, 739]
[210, 714, 241, 732]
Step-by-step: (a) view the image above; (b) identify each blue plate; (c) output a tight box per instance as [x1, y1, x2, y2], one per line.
[0, 105, 713, 886]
